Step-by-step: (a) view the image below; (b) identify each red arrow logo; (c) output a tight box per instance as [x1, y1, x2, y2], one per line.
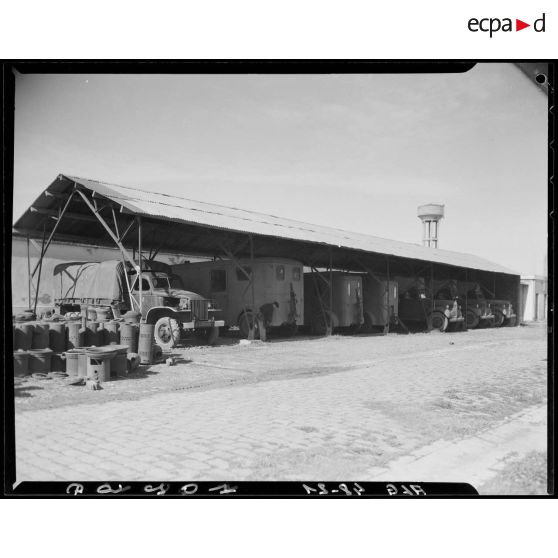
[516, 19, 530, 31]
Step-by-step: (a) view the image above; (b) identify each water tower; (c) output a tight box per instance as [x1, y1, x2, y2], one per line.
[418, 203, 444, 248]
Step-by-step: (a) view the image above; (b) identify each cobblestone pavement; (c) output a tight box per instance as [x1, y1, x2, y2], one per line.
[14, 324, 547, 487]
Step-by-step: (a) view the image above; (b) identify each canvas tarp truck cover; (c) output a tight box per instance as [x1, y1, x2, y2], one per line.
[53, 260, 127, 303]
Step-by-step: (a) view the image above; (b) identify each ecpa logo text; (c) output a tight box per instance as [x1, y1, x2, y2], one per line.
[468, 13, 545, 37]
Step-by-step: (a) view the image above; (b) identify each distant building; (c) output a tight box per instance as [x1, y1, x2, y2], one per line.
[520, 275, 547, 322]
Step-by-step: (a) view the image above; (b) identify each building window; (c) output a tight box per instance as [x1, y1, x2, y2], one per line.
[292, 267, 301, 281]
[276, 265, 285, 281]
[210, 269, 227, 292]
[236, 266, 252, 281]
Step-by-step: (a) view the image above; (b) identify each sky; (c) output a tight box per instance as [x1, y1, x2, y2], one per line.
[12, 63, 548, 276]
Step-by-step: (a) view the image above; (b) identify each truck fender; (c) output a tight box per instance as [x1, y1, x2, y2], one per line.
[145, 306, 180, 325]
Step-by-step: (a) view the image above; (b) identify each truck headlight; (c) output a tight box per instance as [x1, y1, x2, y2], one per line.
[180, 297, 191, 310]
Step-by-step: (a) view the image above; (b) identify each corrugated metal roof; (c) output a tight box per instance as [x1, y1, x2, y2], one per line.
[16, 174, 519, 275]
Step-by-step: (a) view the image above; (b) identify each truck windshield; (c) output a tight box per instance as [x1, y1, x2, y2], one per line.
[152, 276, 171, 290]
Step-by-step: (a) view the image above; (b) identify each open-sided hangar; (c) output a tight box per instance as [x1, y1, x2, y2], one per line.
[12, 174, 520, 337]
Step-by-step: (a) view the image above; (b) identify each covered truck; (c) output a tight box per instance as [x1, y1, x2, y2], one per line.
[52, 260, 224, 348]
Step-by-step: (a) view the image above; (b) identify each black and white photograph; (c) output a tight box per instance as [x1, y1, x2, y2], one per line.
[5, 61, 551, 497]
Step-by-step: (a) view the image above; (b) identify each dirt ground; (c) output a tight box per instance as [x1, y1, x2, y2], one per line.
[13, 322, 549, 492]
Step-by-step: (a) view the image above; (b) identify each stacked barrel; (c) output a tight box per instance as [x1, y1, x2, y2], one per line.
[13, 307, 164, 382]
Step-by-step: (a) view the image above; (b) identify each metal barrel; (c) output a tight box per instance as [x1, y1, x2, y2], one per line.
[13, 351, 30, 377]
[153, 344, 163, 362]
[123, 311, 142, 324]
[85, 321, 100, 347]
[77, 349, 88, 378]
[138, 323, 155, 364]
[31, 323, 50, 349]
[63, 350, 80, 376]
[67, 321, 83, 349]
[48, 322, 67, 352]
[97, 322, 107, 346]
[85, 349, 116, 383]
[109, 345, 129, 377]
[28, 348, 53, 373]
[104, 321, 120, 344]
[15, 323, 34, 350]
[51, 352, 66, 373]
[120, 323, 139, 354]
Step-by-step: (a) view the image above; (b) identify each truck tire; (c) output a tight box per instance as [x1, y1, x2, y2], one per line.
[154, 317, 180, 350]
[493, 309, 505, 327]
[465, 309, 480, 330]
[429, 311, 449, 332]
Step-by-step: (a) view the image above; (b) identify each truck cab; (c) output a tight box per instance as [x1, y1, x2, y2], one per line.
[461, 283, 515, 328]
[397, 280, 465, 332]
[126, 264, 224, 347]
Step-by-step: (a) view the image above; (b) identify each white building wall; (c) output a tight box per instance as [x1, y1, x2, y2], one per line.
[520, 275, 547, 322]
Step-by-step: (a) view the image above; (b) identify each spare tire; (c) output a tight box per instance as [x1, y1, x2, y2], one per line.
[154, 317, 180, 350]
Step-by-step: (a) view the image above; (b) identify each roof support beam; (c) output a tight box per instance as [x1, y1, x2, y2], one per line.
[75, 188, 138, 272]
[30, 206, 99, 224]
[30, 190, 76, 280]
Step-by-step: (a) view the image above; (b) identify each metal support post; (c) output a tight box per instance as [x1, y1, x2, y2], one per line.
[27, 235, 31, 309]
[328, 250, 333, 336]
[434, 264, 438, 330]
[30, 190, 76, 279]
[33, 226, 47, 315]
[138, 215, 143, 315]
[386, 256, 391, 334]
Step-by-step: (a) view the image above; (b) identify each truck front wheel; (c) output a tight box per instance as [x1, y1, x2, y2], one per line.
[465, 309, 480, 330]
[154, 317, 181, 350]
[429, 311, 449, 332]
[493, 309, 505, 327]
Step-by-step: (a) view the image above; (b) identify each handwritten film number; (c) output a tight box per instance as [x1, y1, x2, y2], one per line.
[302, 483, 365, 496]
[66, 482, 237, 496]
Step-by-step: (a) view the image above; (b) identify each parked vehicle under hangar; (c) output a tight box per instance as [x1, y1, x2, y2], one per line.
[172, 258, 304, 338]
[396, 276, 465, 332]
[304, 271, 364, 335]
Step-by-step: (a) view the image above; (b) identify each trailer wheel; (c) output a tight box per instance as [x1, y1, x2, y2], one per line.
[285, 322, 298, 337]
[154, 317, 180, 350]
[465, 309, 480, 330]
[429, 311, 449, 332]
[493, 309, 505, 327]
[361, 312, 373, 332]
[239, 312, 259, 339]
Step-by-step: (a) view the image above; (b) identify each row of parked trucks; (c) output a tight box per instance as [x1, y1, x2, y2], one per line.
[51, 257, 516, 348]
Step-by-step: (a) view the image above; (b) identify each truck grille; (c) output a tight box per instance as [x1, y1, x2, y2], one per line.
[191, 299, 209, 321]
